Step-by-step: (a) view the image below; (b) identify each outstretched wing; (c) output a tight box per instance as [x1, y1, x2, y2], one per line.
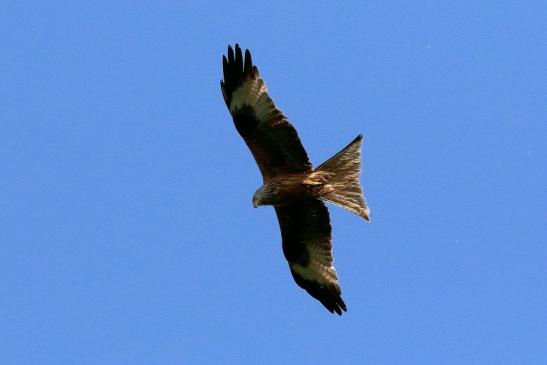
[221, 44, 312, 179]
[275, 199, 347, 315]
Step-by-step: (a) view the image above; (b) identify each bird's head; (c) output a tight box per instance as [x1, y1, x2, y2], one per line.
[252, 191, 263, 208]
[252, 184, 274, 208]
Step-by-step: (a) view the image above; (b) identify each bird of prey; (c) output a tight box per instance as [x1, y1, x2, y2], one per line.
[220, 44, 370, 315]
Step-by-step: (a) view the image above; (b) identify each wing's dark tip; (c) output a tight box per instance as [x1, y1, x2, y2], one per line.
[244, 49, 252, 73]
[319, 286, 347, 316]
[220, 44, 256, 108]
[290, 269, 348, 316]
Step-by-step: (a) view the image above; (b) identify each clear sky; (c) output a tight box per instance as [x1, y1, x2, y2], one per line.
[2, 1, 546, 364]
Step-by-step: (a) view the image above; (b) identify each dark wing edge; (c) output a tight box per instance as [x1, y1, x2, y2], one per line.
[220, 44, 255, 109]
[275, 199, 347, 315]
[220, 44, 312, 179]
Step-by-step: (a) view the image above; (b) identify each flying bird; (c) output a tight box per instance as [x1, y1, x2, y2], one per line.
[220, 44, 370, 315]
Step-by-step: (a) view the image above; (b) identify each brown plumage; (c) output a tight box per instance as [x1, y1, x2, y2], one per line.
[220, 44, 370, 315]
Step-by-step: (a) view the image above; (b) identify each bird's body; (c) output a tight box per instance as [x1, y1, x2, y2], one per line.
[253, 170, 333, 207]
[221, 44, 370, 315]
[253, 172, 311, 207]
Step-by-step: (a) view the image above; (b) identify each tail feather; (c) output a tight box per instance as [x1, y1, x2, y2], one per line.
[315, 135, 370, 221]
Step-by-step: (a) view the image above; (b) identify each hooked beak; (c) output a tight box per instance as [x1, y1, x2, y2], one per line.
[252, 200, 258, 208]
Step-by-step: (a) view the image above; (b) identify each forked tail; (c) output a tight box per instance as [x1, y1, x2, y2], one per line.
[314, 135, 370, 221]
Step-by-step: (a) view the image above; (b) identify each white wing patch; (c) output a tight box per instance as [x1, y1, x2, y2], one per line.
[291, 259, 340, 285]
[230, 78, 278, 123]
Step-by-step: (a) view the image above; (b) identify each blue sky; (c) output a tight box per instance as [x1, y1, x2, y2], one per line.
[2, 1, 546, 364]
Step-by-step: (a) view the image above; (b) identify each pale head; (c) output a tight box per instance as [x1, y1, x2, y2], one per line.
[252, 184, 278, 208]
[252, 186, 265, 208]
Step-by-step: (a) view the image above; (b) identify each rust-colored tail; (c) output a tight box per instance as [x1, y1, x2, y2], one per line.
[314, 135, 370, 221]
